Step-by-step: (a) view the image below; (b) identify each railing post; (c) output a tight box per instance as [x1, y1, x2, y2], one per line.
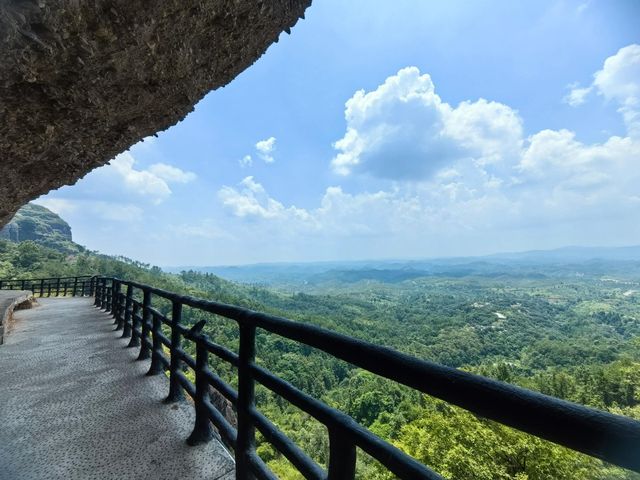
[80, 280, 86, 297]
[105, 279, 113, 313]
[116, 285, 133, 330]
[147, 311, 164, 376]
[327, 428, 357, 480]
[94, 278, 100, 306]
[236, 322, 257, 479]
[127, 302, 141, 348]
[187, 325, 214, 446]
[137, 289, 152, 361]
[113, 285, 122, 325]
[72, 277, 78, 297]
[100, 279, 107, 309]
[55, 277, 60, 296]
[105, 286, 112, 312]
[0, 280, 3, 290]
[165, 300, 184, 403]
[63, 279, 68, 297]
[40, 279, 44, 297]
[21, 279, 26, 290]
[90, 277, 96, 298]
[47, 280, 52, 297]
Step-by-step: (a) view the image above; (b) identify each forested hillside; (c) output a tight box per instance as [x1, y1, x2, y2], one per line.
[1, 205, 638, 479]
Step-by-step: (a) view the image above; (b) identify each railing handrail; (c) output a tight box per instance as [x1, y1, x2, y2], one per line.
[4, 274, 640, 479]
[0, 275, 94, 283]
[0, 275, 96, 298]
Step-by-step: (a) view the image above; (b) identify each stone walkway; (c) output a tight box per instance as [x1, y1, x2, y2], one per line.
[0, 297, 235, 480]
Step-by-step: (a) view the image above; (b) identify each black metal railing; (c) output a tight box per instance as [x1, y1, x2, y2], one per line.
[0, 275, 95, 298]
[3, 275, 640, 478]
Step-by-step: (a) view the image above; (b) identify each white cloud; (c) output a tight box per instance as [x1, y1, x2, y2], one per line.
[593, 44, 640, 135]
[566, 44, 640, 136]
[148, 163, 196, 184]
[36, 197, 144, 223]
[218, 56, 640, 257]
[84, 152, 196, 205]
[332, 66, 523, 180]
[239, 155, 253, 167]
[108, 153, 171, 203]
[33, 198, 78, 217]
[218, 176, 311, 221]
[256, 137, 277, 163]
[167, 220, 228, 240]
[563, 83, 592, 106]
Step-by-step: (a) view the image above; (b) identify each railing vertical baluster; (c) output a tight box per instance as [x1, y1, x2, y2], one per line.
[119, 284, 132, 333]
[63, 279, 68, 297]
[127, 302, 141, 347]
[90, 276, 96, 298]
[72, 277, 78, 297]
[327, 429, 357, 480]
[236, 322, 257, 479]
[106, 287, 112, 312]
[80, 280, 86, 297]
[110, 280, 119, 317]
[187, 325, 214, 446]
[55, 277, 60, 296]
[0, 280, 3, 290]
[40, 279, 44, 297]
[100, 278, 107, 309]
[137, 289, 152, 360]
[165, 300, 184, 403]
[113, 284, 121, 325]
[147, 310, 164, 376]
[47, 280, 52, 297]
[94, 280, 100, 306]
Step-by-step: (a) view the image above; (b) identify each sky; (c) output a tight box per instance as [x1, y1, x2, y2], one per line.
[35, 0, 640, 266]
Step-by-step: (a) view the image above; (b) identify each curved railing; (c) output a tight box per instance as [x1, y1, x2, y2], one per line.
[3, 275, 639, 479]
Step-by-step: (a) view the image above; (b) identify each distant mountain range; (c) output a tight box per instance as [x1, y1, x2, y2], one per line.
[165, 245, 640, 285]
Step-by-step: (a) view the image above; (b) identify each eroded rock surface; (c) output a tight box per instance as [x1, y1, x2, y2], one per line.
[0, 0, 311, 225]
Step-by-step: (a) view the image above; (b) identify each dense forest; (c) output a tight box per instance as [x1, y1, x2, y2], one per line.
[1, 205, 638, 479]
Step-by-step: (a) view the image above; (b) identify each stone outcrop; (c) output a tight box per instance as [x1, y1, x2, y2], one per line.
[0, 0, 311, 226]
[0, 291, 34, 345]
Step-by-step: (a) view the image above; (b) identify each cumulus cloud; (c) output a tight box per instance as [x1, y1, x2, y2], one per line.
[36, 197, 144, 223]
[220, 51, 640, 255]
[218, 176, 311, 221]
[332, 67, 523, 180]
[256, 137, 277, 163]
[593, 44, 640, 135]
[94, 153, 196, 204]
[566, 44, 640, 135]
[563, 83, 592, 106]
[148, 163, 197, 184]
[239, 155, 253, 168]
[33, 198, 78, 217]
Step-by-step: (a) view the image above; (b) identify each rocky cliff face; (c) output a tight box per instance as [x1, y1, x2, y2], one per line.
[0, 0, 311, 226]
[0, 203, 79, 254]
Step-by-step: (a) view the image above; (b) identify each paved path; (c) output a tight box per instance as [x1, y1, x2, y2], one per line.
[0, 298, 235, 480]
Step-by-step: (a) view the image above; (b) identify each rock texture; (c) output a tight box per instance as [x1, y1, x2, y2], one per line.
[0, 0, 311, 226]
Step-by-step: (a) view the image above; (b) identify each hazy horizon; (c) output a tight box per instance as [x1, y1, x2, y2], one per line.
[160, 243, 640, 269]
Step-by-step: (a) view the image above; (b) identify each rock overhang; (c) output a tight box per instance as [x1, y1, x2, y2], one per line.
[0, 0, 312, 226]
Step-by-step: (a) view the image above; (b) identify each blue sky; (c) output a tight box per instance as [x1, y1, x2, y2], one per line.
[37, 0, 640, 266]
